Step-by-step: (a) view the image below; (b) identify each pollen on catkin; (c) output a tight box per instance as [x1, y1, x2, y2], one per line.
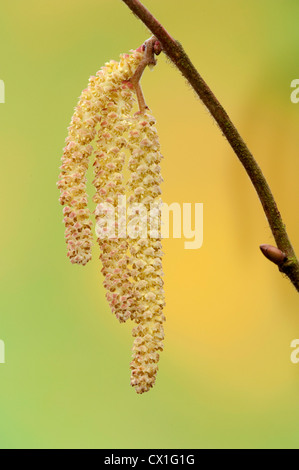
[93, 93, 135, 323]
[58, 49, 144, 266]
[92, 52, 144, 323]
[58, 43, 165, 393]
[126, 113, 165, 394]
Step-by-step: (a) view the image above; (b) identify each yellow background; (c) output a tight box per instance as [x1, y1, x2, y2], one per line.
[0, 0, 299, 449]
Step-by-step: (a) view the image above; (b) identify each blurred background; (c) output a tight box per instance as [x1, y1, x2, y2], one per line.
[0, 0, 299, 449]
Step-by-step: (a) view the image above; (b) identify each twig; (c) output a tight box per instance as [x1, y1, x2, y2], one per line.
[129, 36, 159, 112]
[121, 0, 299, 292]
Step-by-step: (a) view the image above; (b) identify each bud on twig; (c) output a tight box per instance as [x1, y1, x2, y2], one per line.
[260, 244, 287, 266]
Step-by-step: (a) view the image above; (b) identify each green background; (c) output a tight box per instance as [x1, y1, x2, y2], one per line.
[1, 0, 299, 449]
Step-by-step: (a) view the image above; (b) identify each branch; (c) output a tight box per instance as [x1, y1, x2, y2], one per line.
[129, 36, 159, 112]
[121, 0, 299, 292]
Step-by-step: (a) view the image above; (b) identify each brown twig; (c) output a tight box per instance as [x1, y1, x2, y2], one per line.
[129, 36, 159, 112]
[121, 0, 299, 292]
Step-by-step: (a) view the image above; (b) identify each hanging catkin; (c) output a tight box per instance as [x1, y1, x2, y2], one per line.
[58, 43, 165, 393]
[127, 112, 165, 394]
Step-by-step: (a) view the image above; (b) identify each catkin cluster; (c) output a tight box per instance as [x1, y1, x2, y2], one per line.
[57, 46, 165, 394]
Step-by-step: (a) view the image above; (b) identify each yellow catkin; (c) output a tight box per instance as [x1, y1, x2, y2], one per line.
[127, 113, 165, 394]
[58, 50, 143, 266]
[58, 45, 165, 393]
[92, 51, 144, 322]
[93, 100, 134, 323]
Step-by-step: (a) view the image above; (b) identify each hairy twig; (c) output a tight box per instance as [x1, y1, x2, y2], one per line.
[129, 36, 160, 112]
[121, 0, 299, 292]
